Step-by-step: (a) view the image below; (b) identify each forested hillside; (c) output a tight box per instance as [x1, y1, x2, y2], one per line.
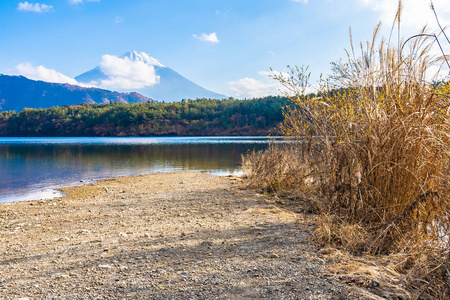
[0, 97, 289, 137]
[0, 75, 152, 112]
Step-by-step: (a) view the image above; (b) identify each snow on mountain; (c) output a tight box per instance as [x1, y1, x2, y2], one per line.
[75, 51, 227, 102]
[124, 51, 165, 68]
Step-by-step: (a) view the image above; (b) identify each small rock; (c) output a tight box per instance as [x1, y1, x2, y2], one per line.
[368, 279, 380, 288]
[78, 229, 90, 234]
[201, 240, 214, 246]
[53, 273, 69, 279]
[180, 272, 188, 276]
[270, 253, 280, 258]
[99, 264, 111, 269]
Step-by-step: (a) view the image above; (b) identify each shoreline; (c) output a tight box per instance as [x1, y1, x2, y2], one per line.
[0, 171, 377, 299]
[0, 135, 270, 205]
[0, 169, 244, 204]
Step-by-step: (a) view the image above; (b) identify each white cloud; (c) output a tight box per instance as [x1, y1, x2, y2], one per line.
[69, 0, 100, 4]
[17, 2, 53, 13]
[290, 0, 309, 3]
[193, 32, 220, 43]
[92, 54, 160, 90]
[7, 63, 78, 85]
[359, 0, 450, 68]
[228, 71, 290, 98]
[360, 0, 450, 30]
[115, 16, 124, 23]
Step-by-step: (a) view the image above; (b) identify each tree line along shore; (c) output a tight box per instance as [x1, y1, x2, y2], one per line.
[0, 96, 290, 137]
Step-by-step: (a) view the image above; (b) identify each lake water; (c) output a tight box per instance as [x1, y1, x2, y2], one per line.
[0, 137, 275, 203]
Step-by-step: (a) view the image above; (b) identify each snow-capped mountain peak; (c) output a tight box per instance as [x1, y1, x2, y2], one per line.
[75, 50, 227, 102]
[120, 51, 165, 68]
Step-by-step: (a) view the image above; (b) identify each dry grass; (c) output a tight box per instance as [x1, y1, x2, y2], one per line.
[242, 1, 450, 297]
[314, 214, 368, 254]
[318, 247, 412, 299]
[242, 143, 310, 193]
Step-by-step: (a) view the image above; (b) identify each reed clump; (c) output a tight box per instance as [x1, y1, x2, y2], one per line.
[242, 6, 450, 297]
[242, 143, 309, 192]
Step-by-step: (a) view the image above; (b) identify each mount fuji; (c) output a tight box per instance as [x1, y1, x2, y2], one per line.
[75, 51, 227, 102]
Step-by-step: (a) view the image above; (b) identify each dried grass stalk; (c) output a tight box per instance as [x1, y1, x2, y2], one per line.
[242, 1, 450, 297]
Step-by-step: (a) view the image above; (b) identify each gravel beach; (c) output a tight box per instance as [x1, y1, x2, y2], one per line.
[0, 172, 377, 299]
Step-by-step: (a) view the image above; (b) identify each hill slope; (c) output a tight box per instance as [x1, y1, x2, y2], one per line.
[0, 75, 151, 112]
[0, 97, 289, 137]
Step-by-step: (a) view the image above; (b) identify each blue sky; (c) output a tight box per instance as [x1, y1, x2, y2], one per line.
[1, 0, 449, 98]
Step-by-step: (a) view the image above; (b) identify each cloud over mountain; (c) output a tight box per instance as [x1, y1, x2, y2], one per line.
[93, 54, 160, 89]
[75, 51, 227, 102]
[7, 63, 77, 85]
[4, 51, 226, 103]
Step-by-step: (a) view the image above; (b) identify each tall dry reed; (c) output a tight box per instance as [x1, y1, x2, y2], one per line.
[243, 2, 450, 297]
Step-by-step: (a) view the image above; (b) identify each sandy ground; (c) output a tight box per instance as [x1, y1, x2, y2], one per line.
[0, 172, 383, 299]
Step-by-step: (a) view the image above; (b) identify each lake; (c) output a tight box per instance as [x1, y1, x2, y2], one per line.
[0, 137, 276, 203]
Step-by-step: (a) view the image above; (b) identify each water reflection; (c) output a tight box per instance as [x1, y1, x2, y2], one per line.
[0, 137, 270, 202]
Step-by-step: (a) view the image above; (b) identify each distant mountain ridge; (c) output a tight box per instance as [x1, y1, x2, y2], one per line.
[75, 51, 227, 102]
[0, 75, 151, 112]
